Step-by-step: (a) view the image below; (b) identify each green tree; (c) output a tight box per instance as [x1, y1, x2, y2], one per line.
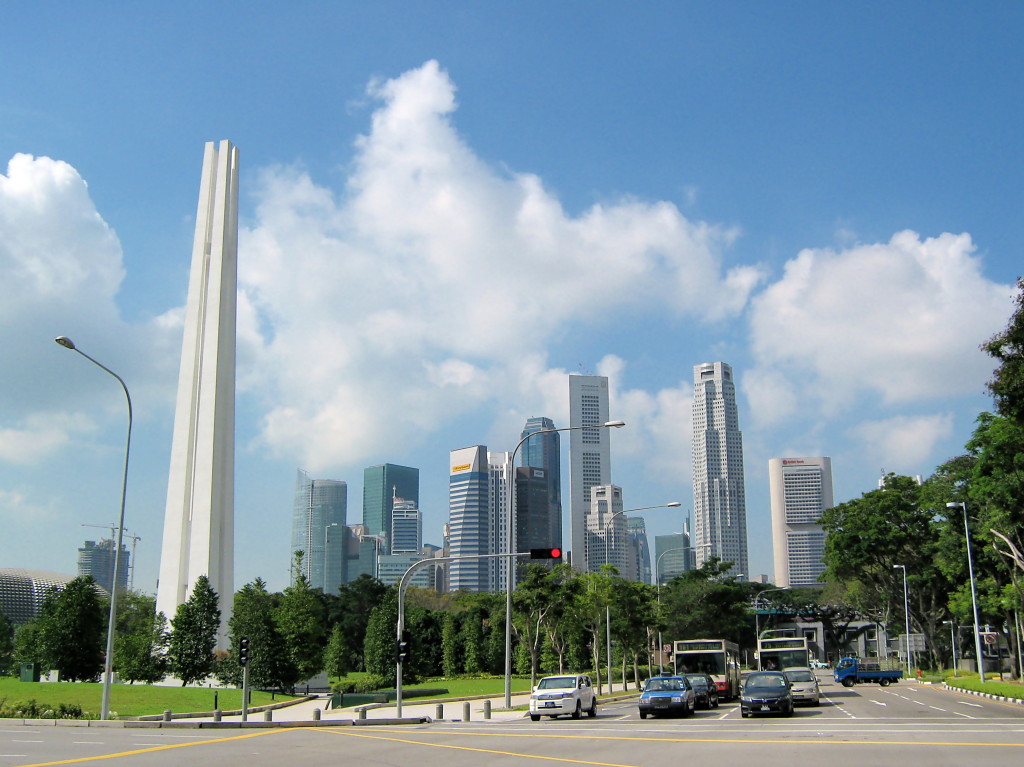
[13, 621, 43, 670]
[512, 564, 559, 687]
[660, 559, 748, 645]
[610, 579, 658, 689]
[983, 277, 1024, 424]
[167, 575, 221, 686]
[570, 569, 615, 693]
[221, 578, 293, 690]
[323, 624, 348, 680]
[440, 611, 459, 678]
[0, 608, 13, 676]
[276, 555, 326, 683]
[113, 591, 168, 684]
[324, 575, 389, 672]
[540, 564, 583, 674]
[35, 577, 105, 682]
[363, 590, 398, 684]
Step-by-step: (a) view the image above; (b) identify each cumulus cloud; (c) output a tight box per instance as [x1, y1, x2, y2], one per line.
[846, 413, 955, 469]
[241, 60, 760, 469]
[745, 230, 1014, 426]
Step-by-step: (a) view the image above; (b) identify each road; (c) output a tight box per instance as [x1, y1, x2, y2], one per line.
[3, 677, 1023, 766]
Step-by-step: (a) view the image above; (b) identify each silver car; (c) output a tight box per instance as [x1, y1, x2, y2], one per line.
[784, 667, 820, 706]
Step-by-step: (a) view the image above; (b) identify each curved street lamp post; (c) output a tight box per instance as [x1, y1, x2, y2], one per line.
[503, 420, 625, 709]
[947, 501, 987, 683]
[55, 337, 132, 721]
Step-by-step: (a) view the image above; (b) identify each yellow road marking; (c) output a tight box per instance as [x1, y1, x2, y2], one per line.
[313, 727, 640, 766]
[325, 726, 1024, 749]
[15, 728, 290, 767]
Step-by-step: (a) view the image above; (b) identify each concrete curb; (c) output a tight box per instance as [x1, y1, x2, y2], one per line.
[942, 682, 1024, 706]
[131, 694, 319, 721]
[0, 716, 429, 729]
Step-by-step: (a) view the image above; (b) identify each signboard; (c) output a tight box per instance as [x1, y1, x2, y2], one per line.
[676, 641, 723, 651]
[761, 639, 805, 650]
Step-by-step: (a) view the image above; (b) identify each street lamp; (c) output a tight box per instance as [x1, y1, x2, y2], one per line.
[893, 564, 913, 672]
[754, 587, 790, 641]
[943, 620, 957, 674]
[55, 336, 131, 721]
[603, 501, 681, 693]
[503, 419, 625, 708]
[947, 501, 987, 684]
[654, 542, 711, 672]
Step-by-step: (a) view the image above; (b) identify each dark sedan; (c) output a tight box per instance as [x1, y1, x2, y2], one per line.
[683, 673, 720, 709]
[638, 675, 695, 719]
[740, 671, 794, 718]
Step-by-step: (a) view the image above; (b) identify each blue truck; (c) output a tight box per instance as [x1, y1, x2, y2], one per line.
[834, 657, 903, 687]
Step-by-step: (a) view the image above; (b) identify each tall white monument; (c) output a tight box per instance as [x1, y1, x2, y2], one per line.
[156, 140, 238, 644]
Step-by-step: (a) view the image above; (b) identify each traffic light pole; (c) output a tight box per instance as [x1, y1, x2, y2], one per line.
[241, 663, 249, 722]
[396, 551, 534, 718]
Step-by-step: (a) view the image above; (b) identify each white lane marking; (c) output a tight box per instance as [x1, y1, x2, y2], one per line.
[73, 741, 105, 744]
[13, 740, 43, 743]
[871, 700, 887, 706]
[957, 701, 984, 708]
[928, 706, 948, 712]
[954, 711, 975, 719]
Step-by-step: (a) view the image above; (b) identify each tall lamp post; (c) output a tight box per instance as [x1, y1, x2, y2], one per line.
[893, 564, 913, 672]
[654, 542, 712, 673]
[943, 620, 957, 674]
[754, 587, 790, 642]
[503, 419, 625, 709]
[947, 501, 987, 683]
[55, 336, 131, 721]
[603, 502, 681, 693]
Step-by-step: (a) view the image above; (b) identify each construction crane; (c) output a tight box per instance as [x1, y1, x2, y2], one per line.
[81, 523, 141, 590]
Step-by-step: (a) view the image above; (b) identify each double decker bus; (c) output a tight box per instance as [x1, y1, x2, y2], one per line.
[757, 635, 810, 671]
[673, 639, 741, 700]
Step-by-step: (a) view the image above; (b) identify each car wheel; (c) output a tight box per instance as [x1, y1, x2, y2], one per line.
[685, 702, 694, 718]
[530, 714, 540, 722]
[813, 699, 820, 707]
[842, 678, 855, 688]
[784, 702, 794, 717]
[571, 701, 582, 719]
[639, 712, 647, 719]
[588, 699, 597, 718]
[880, 678, 891, 687]
[741, 711, 749, 718]
[712, 697, 719, 709]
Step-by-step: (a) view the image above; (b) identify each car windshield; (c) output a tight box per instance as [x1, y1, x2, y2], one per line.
[685, 675, 708, 688]
[745, 674, 787, 689]
[646, 678, 685, 692]
[538, 677, 576, 690]
[786, 671, 815, 682]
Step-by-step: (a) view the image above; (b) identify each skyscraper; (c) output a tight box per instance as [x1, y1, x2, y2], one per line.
[362, 464, 419, 553]
[390, 498, 422, 554]
[157, 140, 238, 644]
[769, 457, 833, 587]
[569, 375, 612, 572]
[584, 484, 625, 573]
[627, 516, 651, 584]
[654, 527, 694, 584]
[518, 416, 562, 563]
[448, 446, 491, 592]
[489, 451, 513, 592]
[291, 471, 347, 593]
[692, 362, 749, 577]
[77, 539, 129, 594]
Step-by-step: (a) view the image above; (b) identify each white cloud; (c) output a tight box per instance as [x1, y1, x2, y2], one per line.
[240, 61, 761, 470]
[846, 413, 954, 469]
[746, 230, 1015, 422]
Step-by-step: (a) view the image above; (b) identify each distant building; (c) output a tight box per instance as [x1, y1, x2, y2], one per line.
[489, 451, 513, 592]
[627, 516, 651, 584]
[0, 568, 80, 626]
[569, 375, 614, 572]
[363, 463, 419, 552]
[448, 446, 492, 592]
[584, 484, 625, 574]
[654, 527, 694, 584]
[692, 362, 749, 577]
[77, 539, 129, 594]
[390, 498, 423, 554]
[769, 457, 833, 587]
[291, 471, 347, 593]
[519, 416, 562, 545]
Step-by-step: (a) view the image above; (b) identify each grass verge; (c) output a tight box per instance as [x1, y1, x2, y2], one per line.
[945, 676, 1024, 701]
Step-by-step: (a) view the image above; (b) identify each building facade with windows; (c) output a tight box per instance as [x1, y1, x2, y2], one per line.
[448, 446, 492, 592]
[291, 471, 347, 593]
[362, 463, 419, 552]
[77, 539, 129, 595]
[654, 527, 695, 584]
[569, 375, 613, 572]
[692, 362, 749, 577]
[769, 457, 833, 587]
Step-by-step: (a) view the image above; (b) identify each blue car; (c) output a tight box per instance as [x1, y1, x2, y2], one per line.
[638, 675, 696, 719]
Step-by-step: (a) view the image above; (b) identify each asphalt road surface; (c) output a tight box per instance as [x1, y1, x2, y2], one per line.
[4, 677, 1023, 766]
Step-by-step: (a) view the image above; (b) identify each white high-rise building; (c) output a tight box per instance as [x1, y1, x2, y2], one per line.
[390, 498, 422, 555]
[569, 375, 612, 572]
[769, 457, 833, 587]
[157, 141, 238, 645]
[584, 485, 625, 574]
[692, 362, 748, 577]
[448, 446, 491, 592]
[488, 451, 513, 592]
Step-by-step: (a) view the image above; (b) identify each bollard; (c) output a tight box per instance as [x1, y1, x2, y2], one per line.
[213, 709, 222, 722]
[264, 709, 273, 722]
[313, 708, 321, 721]
[435, 703, 444, 720]
[358, 708, 367, 720]
[483, 699, 491, 719]
[463, 701, 471, 721]
[162, 710, 171, 722]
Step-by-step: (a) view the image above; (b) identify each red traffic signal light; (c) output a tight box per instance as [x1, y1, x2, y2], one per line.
[530, 547, 562, 560]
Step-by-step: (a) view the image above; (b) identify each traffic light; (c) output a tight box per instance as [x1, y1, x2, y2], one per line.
[395, 630, 412, 664]
[238, 636, 249, 667]
[530, 547, 562, 560]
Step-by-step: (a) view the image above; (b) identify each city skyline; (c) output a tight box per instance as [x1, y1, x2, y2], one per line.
[3, 5, 1019, 594]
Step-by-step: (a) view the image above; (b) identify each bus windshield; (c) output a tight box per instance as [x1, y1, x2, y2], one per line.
[676, 652, 725, 675]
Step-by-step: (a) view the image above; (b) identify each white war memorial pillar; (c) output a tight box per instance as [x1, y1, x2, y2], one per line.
[156, 140, 238, 646]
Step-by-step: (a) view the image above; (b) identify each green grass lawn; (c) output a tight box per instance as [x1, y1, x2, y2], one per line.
[0, 678, 294, 718]
[945, 676, 1024, 701]
[404, 676, 533, 697]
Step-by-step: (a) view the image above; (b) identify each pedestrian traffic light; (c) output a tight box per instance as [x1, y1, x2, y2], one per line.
[396, 630, 412, 664]
[238, 636, 249, 667]
[530, 547, 562, 560]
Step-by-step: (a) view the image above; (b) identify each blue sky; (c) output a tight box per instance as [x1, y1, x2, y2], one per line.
[1, 2, 1021, 594]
